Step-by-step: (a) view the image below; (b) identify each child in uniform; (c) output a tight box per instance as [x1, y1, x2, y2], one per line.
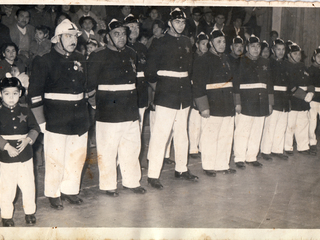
[284, 43, 315, 155]
[0, 76, 40, 226]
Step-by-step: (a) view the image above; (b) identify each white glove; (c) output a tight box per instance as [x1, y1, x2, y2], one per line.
[304, 92, 314, 102]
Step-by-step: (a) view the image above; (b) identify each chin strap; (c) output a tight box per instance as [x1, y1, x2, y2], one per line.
[59, 35, 70, 56]
[170, 20, 181, 36]
[107, 33, 123, 52]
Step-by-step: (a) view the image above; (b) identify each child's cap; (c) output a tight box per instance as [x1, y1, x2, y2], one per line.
[0, 73, 25, 96]
[288, 42, 301, 53]
[196, 32, 209, 43]
[209, 29, 225, 41]
[261, 40, 269, 49]
[123, 14, 139, 24]
[232, 36, 244, 44]
[273, 38, 285, 46]
[248, 34, 260, 44]
[170, 8, 186, 20]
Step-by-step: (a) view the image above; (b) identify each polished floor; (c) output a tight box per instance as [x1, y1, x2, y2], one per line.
[2, 111, 320, 238]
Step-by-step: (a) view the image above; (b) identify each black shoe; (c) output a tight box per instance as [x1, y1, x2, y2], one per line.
[61, 193, 83, 205]
[123, 186, 146, 194]
[261, 153, 273, 161]
[2, 218, 14, 227]
[105, 190, 119, 197]
[189, 153, 200, 159]
[147, 178, 163, 189]
[298, 150, 310, 155]
[164, 158, 175, 164]
[310, 145, 317, 155]
[271, 152, 288, 160]
[49, 197, 63, 210]
[175, 170, 199, 181]
[25, 214, 36, 225]
[216, 168, 237, 174]
[203, 170, 216, 177]
[235, 162, 246, 169]
[246, 161, 263, 167]
[285, 150, 294, 156]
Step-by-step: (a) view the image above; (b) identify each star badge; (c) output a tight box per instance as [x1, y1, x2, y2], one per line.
[262, 65, 268, 71]
[185, 46, 190, 53]
[17, 113, 27, 123]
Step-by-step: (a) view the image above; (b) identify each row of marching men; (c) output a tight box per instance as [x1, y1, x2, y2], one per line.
[1, 7, 320, 227]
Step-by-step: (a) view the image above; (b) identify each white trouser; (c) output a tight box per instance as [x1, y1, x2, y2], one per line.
[150, 109, 172, 159]
[285, 110, 309, 151]
[44, 131, 88, 197]
[0, 159, 35, 218]
[309, 101, 320, 146]
[148, 105, 190, 178]
[201, 116, 234, 171]
[139, 107, 147, 133]
[188, 108, 202, 154]
[96, 120, 141, 190]
[234, 114, 265, 163]
[261, 110, 288, 154]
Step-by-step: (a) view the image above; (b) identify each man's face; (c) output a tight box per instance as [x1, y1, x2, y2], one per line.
[197, 39, 208, 54]
[289, 51, 301, 63]
[62, 5, 71, 12]
[153, 24, 162, 37]
[204, 13, 213, 23]
[315, 54, 320, 65]
[231, 43, 244, 56]
[192, 12, 202, 22]
[215, 14, 225, 25]
[82, 19, 94, 32]
[60, 33, 78, 53]
[121, 6, 131, 17]
[247, 42, 261, 58]
[170, 19, 186, 34]
[273, 44, 285, 60]
[261, 47, 270, 59]
[16, 10, 30, 28]
[126, 22, 139, 41]
[109, 27, 127, 49]
[234, 18, 242, 28]
[212, 36, 226, 53]
[82, 5, 91, 14]
[150, 9, 159, 20]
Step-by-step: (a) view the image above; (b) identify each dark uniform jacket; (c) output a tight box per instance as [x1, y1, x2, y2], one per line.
[145, 33, 193, 110]
[193, 51, 235, 117]
[28, 48, 90, 136]
[87, 46, 139, 123]
[286, 61, 313, 111]
[128, 41, 149, 108]
[0, 103, 40, 163]
[234, 55, 272, 117]
[270, 57, 290, 112]
[227, 54, 241, 75]
[308, 64, 320, 103]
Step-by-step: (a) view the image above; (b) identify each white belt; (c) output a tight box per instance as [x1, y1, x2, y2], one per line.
[299, 86, 307, 91]
[240, 83, 267, 89]
[44, 93, 84, 101]
[137, 72, 145, 78]
[2, 134, 27, 140]
[206, 82, 233, 90]
[157, 70, 188, 78]
[98, 84, 135, 91]
[274, 86, 287, 91]
[315, 87, 320, 92]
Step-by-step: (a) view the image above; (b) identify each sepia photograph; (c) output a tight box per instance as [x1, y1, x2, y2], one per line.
[0, 1, 320, 239]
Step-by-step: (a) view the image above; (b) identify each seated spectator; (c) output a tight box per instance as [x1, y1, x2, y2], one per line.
[146, 19, 165, 49]
[142, 7, 161, 36]
[29, 5, 53, 31]
[86, 38, 99, 59]
[9, 8, 35, 63]
[97, 29, 107, 46]
[200, 7, 214, 35]
[0, 42, 25, 79]
[224, 15, 247, 53]
[186, 7, 204, 45]
[0, 11, 12, 47]
[54, 12, 71, 27]
[78, 16, 99, 42]
[269, 30, 279, 47]
[76, 5, 104, 30]
[57, 5, 78, 27]
[30, 25, 51, 59]
[114, 6, 132, 21]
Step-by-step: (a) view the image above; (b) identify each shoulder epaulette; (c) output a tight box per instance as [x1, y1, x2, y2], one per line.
[18, 103, 28, 108]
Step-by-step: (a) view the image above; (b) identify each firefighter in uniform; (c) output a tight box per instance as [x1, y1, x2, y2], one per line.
[192, 30, 236, 176]
[87, 19, 146, 197]
[123, 14, 149, 132]
[28, 19, 90, 209]
[284, 42, 315, 155]
[233, 35, 273, 169]
[308, 46, 320, 155]
[146, 8, 198, 189]
[260, 38, 290, 160]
